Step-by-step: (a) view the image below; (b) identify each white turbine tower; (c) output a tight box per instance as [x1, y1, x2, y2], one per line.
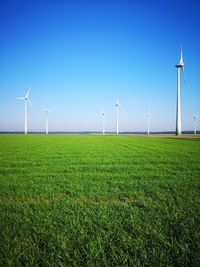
[175, 47, 184, 135]
[147, 112, 150, 135]
[116, 97, 120, 135]
[193, 114, 197, 135]
[16, 87, 32, 134]
[102, 110, 105, 135]
[43, 107, 51, 134]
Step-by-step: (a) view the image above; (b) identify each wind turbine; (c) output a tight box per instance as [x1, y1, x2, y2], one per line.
[175, 46, 184, 135]
[193, 114, 197, 135]
[116, 97, 120, 135]
[102, 110, 105, 135]
[147, 112, 150, 135]
[16, 87, 32, 134]
[43, 107, 51, 134]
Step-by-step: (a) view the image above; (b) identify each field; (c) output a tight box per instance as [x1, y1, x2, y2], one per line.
[0, 134, 200, 266]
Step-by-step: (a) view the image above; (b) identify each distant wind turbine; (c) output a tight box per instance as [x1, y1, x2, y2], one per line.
[43, 107, 51, 134]
[102, 110, 105, 135]
[193, 114, 197, 135]
[116, 97, 120, 135]
[147, 112, 150, 135]
[175, 46, 184, 135]
[16, 87, 32, 134]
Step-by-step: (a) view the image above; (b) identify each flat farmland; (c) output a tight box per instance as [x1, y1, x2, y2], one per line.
[0, 135, 200, 266]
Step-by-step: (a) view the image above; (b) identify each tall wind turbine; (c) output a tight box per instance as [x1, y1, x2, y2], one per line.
[116, 97, 120, 135]
[16, 87, 32, 134]
[193, 114, 197, 135]
[175, 47, 184, 135]
[147, 112, 150, 135]
[43, 107, 51, 134]
[102, 110, 105, 135]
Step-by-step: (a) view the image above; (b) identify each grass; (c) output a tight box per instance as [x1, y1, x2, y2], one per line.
[0, 134, 200, 266]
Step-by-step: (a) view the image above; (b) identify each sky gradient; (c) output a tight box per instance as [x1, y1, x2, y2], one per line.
[0, 0, 200, 132]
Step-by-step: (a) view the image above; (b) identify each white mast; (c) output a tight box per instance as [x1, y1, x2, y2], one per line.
[116, 97, 119, 135]
[175, 47, 184, 135]
[193, 115, 197, 135]
[16, 87, 31, 134]
[147, 112, 150, 135]
[24, 98, 28, 134]
[45, 110, 48, 134]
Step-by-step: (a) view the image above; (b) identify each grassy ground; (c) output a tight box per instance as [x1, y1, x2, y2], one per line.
[0, 134, 200, 266]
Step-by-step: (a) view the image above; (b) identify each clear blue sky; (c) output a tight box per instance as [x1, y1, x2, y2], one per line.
[0, 0, 200, 132]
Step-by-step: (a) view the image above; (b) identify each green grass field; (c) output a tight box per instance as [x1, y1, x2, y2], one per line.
[0, 134, 200, 266]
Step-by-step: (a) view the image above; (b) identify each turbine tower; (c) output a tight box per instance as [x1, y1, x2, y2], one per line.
[16, 87, 32, 134]
[147, 112, 150, 135]
[116, 97, 119, 135]
[175, 47, 184, 135]
[102, 110, 105, 135]
[43, 107, 51, 134]
[193, 114, 197, 135]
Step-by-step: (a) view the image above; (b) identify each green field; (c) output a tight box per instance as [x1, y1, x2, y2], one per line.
[0, 134, 200, 266]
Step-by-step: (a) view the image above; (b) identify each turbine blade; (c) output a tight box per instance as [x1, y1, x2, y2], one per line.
[180, 48, 183, 64]
[25, 87, 31, 98]
[28, 99, 32, 106]
[16, 97, 25, 100]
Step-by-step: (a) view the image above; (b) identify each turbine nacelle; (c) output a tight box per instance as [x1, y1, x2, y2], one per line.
[102, 110, 108, 118]
[193, 114, 197, 120]
[43, 107, 51, 113]
[115, 97, 121, 109]
[175, 63, 184, 69]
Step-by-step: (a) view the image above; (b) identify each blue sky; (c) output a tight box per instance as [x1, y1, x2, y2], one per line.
[0, 0, 200, 132]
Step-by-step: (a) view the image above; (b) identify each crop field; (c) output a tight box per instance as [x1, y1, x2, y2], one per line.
[0, 134, 200, 266]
